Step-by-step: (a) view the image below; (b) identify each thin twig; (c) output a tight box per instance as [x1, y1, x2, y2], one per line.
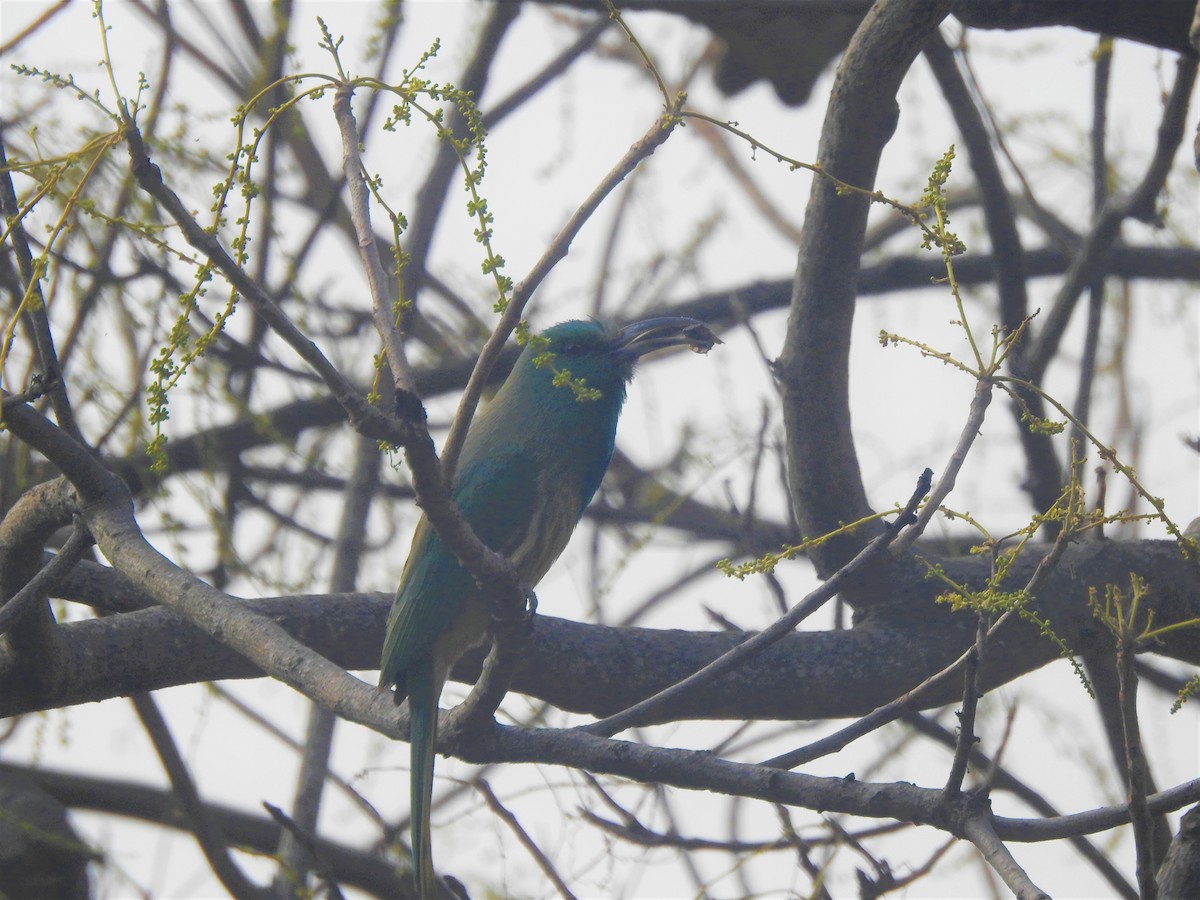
[581, 469, 931, 738]
[924, 31, 1028, 335]
[332, 82, 413, 392]
[440, 94, 685, 478]
[394, 1, 519, 318]
[264, 803, 347, 900]
[0, 520, 93, 635]
[1024, 53, 1197, 380]
[275, 702, 339, 895]
[0, 139, 83, 441]
[475, 778, 578, 900]
[482, 16, 610, 129]
[942, 612, 988, 799]
[905, 711, 1138, 898]
[209, 684, 387, 829]
[1119, 634, 1159, 898]
[132, 692, 270, 898]
[275, 432, 384, 893]
[765, 522, 1072, 770]
[122, 117, 405, 446]
[892, 380, 991, 555]
[923, 31, 1064, 517]
[1068, 36, 1114, 489]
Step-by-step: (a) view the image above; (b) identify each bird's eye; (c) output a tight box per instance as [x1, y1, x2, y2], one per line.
[560, 341, 581, 356]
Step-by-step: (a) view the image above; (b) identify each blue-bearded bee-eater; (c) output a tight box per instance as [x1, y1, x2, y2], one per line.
[379, 317, 718, 895]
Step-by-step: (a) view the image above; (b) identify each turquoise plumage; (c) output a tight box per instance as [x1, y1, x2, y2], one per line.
[379, 317, 716, 896]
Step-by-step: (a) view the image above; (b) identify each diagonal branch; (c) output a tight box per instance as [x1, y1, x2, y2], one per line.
[1, 398, 395, 731]
[581, 470, 929, 738]
[764, 522, 1073, 770]
[960, 806, 1050, 899]
[333, 82, 413, 393]
[1022, 53, 1198, 381]
[132, 691, 270, 898]
[0, 520, 93, 636]
[440, 94, 685, 477]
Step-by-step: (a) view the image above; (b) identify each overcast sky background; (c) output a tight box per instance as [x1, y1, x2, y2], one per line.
[3, 1, 1199, 897]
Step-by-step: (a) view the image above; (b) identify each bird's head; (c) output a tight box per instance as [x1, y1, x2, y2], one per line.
[464, 317, 718, 502]
[523, 317, 720, 401]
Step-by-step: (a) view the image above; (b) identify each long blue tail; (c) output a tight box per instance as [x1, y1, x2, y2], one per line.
[408, 664, 439, 896]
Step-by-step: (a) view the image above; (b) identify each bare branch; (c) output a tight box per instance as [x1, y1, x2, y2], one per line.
[1024, 53, 1198, 380]
[440, 94, 686, 476]
[476, 778, 578, 900]
[0, 761, 405, 897]
[941, 613, 988, 799]
[961, 808, 1050, 900]
[581, 470, 928, 738]
[132, 692, 269, 898]
[1119, 635, 1162, 898]
[0, 520, 92, 635]
[779, 0, 955, 574]
[333, 82, 413, 392]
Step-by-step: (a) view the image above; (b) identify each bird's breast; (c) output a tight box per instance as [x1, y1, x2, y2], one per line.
[504, 466, 592, 586]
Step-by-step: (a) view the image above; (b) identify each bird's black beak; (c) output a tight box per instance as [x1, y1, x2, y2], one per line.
[617, 317, 721, 360]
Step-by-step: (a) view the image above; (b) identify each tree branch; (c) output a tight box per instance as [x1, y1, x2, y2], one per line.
[779, 0, 955, 574]
[4, 540, 1194, 724]
[131, 692, 270, 898]
[0, 762, 407, 897]
[1023, 53, 1198, 381]
[960, 806, 1050, 899]
[581, 470, 929, 737]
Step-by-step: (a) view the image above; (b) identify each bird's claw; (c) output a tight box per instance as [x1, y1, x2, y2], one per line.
[518, 584, 539, 635]
[489, 583, 538, 633]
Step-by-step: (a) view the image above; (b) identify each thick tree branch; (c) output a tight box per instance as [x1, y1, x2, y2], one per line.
[779, 0, 955, 575]
[0, 762, 407, 898]
[4, 540, 1194, 724]
[450, 720, 1200, 846]
[1, 400, 395, 730]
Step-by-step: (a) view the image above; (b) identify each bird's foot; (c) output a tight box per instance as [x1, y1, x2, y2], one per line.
[516, 582, 538, 635]
[492, 582, 537, 635]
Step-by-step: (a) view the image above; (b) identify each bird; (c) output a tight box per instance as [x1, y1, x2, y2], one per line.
[379, 317, 717, 896]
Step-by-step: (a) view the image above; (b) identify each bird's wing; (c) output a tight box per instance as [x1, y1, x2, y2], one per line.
[379, 447, 542, 688]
